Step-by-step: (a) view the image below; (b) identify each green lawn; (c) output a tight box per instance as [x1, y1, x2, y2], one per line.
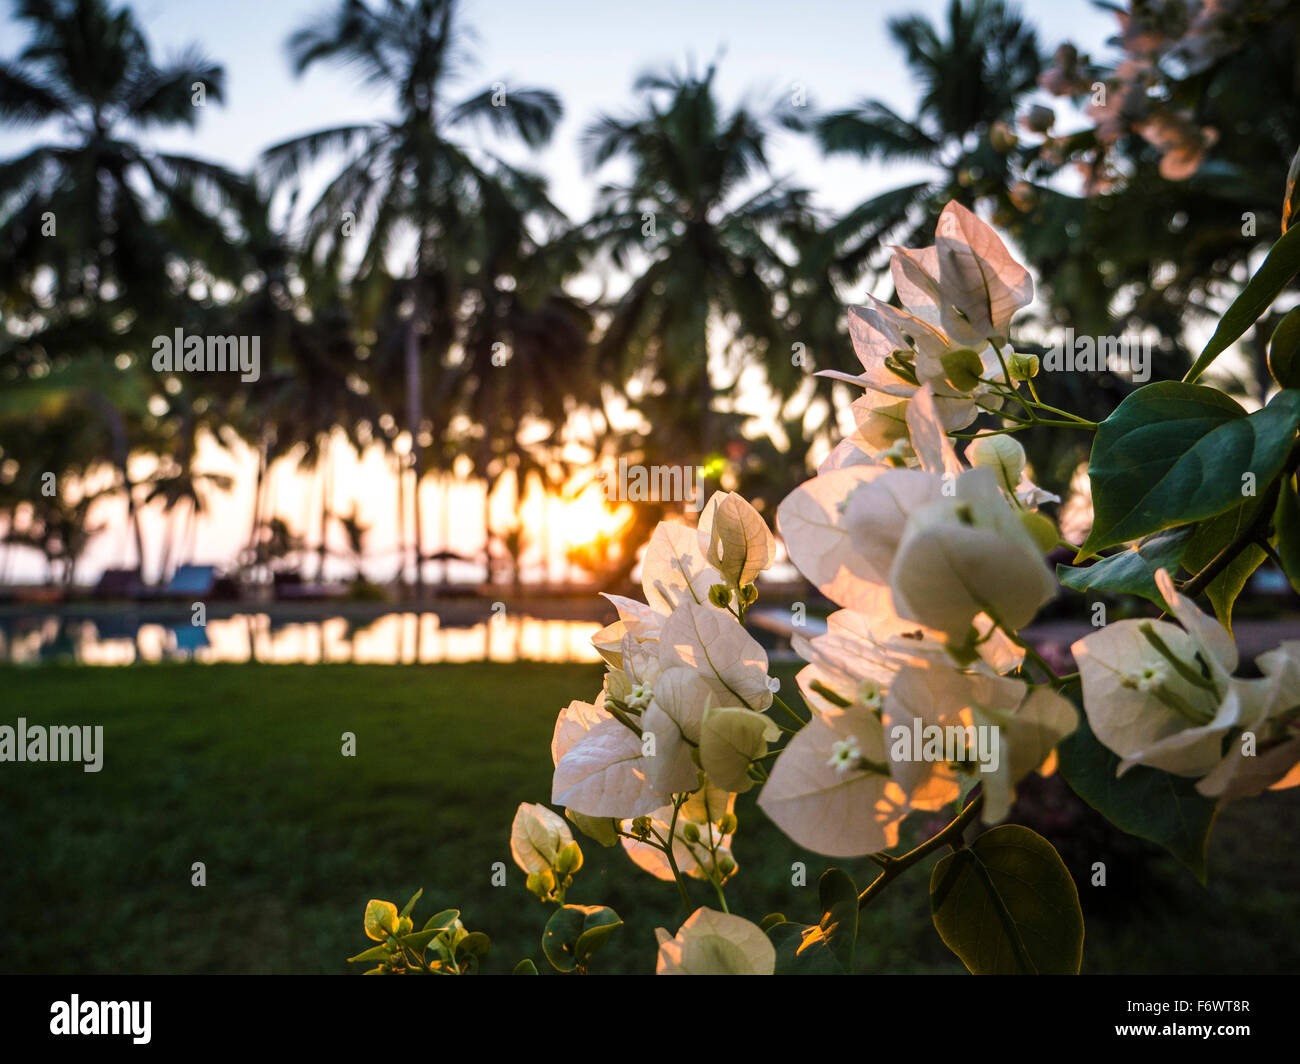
[0, 662, 1297, 974]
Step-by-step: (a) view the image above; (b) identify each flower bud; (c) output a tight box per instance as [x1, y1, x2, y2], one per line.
[1008, 352, 1040, 380]
[682, 822, 701, 844]
[1019, 510, 1059, 554]
[940, 348, 985, 392]
[525, 867, 556, 900]
[717, 812, 738, 835]
[717, 852, 737, 877]
[555, 840, 584, 876]
[739, 583, 758, 606]
[708, 583, 732, 609]
[966, 434, 1026, 492]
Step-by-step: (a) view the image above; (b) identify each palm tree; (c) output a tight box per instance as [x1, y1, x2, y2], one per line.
[0, 0, 243, 309]
[261, 0, 564, 597]
[0, 0, 244, 582]
[582, 62, 811, 463]
[813, 0, 1041, 268]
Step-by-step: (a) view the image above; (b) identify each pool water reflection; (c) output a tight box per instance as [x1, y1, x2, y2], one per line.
[0, 612, 604, 665]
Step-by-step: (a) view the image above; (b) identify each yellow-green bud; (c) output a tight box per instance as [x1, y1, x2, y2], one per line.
[717, 812, 738, 835]
[966, 434, 1026, 493]
[682, 822, 701, 844]
[708, 584, 732, 609]
[940, 348, 985, 392]
[556, 840, 584, 876]
[526, 868, 555, 899]
[739, 583, 758, 606]
[1019, 510, 1059, 554]
[397, 916, 413, 936]
[1008, 352, 1040, 380]
[717, 854, 737, 876]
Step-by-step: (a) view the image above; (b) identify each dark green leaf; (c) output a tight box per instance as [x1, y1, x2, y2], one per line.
[1273, 477, 1300, 592]
[346, 944, 390, 964]
[1182, 500, 1267, 631]
[759, 912, 787, 932]
[399, 887, 423, 920]
[814, 869, 858, 973]
[542, 904, 621, 972]
[767, 920, 846, 975]
[1268, 307, 1300, 389]
[512, 958, 538, 975]
[1081, 384, 1300, 555]
[1058, 715, 1217, 881]
[1185, 223, 1300, 383]
[1058, 527, 1192, 605]
[929, 825, 1083, 975]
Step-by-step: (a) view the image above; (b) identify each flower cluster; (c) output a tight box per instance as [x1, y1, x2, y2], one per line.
[1073, 569, 1300, 799]
[549, 491, 779, 878]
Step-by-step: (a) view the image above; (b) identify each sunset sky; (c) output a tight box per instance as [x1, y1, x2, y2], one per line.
[0, 0, 1116, 582]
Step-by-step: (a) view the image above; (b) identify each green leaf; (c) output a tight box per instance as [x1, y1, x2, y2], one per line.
[1182, 500, 1267, 632]
[929, 825, 1083, 975]
[1273, 477, 1300, 592]
[759, 912, 787, 932]
[363, 899, 399, 942]
[512, 958, 538, 975]
[346, 944, 390, 964]
[398, 929, 441, 953]
[813, 869, 858, 973]
[1057, 715, 1217, 882]
[421, 908, 460, 933]
[1283, 141, 1300, 235]
[398, 887, 423, 920]
[1081, 384, 1300, 555]
[768, 920, 846, 975]
[1185, 223, 1300, 383]
[1057, 527, 1192, 605]
[454, 931, 491, 969]
[565, 809, 619, 847]
[1268, 307, 1300, 389]
[541, 905, 622, 972]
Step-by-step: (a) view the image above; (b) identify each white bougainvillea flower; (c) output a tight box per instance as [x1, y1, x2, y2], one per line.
[622, 781, 738, 882]
[1197, 641, 1300, 799]
[905, 384, 964, 476]
[657, 600, 774, 712]
[655, 908, 775, 975]
[697, 491, 777, 590]
[509, 802, 575, 875]
[778, 464, 946, 615]
[1072, 570, 1240, 778]
[591, 593, 665, 668]
[929, 200, 1034, 347]
[758, 697, 909, 856]
[639, 666, 712, 796]
[551, 691, 667, 819]
[699, 705, 780, 793]
[641, 520, 722, 615]
[889, 467, 1056, 643]
[882, 661, 1076, 822]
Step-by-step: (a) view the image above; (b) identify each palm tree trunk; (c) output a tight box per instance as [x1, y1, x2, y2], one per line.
[394, 450, 406, 594]
[316, 440, 332, 583]
[406, 320, 425, 600]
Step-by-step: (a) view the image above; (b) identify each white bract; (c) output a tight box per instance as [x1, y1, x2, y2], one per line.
[655, 908, 775, 975]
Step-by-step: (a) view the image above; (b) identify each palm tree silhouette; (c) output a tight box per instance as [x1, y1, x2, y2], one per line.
[262, 0, 565, 596]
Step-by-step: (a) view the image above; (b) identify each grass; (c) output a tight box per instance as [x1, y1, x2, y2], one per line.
[0, 661, 1297, 974]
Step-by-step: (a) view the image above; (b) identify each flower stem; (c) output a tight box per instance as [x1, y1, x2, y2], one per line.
[857, 793, 985, 910]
